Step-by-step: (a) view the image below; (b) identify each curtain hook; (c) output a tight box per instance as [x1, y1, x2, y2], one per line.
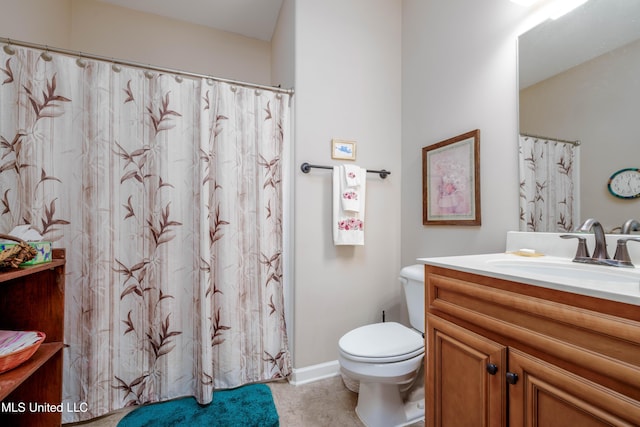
[40, 49, 53, 62]
[144, 70, 154, 79]
[3, 41, 15, 55]
[206, 78, 214, 86]
[175, 75, 183, 83]
[76, 56, 87, 68]
[112, 63, 122, 72]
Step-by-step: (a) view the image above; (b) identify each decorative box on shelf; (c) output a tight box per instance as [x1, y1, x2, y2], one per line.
[0, 240, 52, 267]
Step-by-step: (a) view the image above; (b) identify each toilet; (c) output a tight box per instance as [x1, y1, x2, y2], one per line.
[338, 265, 425, 427]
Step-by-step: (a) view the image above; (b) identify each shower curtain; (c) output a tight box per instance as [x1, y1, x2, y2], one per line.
[519, 135, 580, 232]
[0, 45, 291, 422]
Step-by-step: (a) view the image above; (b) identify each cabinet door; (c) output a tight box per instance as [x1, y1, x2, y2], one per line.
[427, 314, 507, 427]
[508, 348, 640, 427]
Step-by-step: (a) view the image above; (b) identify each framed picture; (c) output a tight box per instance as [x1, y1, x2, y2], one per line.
[331, 139, 356, 161]
[422, 129, 481, 225]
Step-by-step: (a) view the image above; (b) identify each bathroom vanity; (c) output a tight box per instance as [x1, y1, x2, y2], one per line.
[421, 255, 640, 426]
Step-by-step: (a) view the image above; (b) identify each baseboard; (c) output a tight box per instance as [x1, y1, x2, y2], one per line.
[288, 360, 341, 386]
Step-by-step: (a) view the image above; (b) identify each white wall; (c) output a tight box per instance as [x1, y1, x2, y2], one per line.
[520, 39, 640, 232]
[71, 0, 271, 85]
[0, 0, 272, 86]
[401, 0, 540, 266]
[293, 0, 402, 367]
[0, 0, 71, 47]
[271, 0, 295, 89]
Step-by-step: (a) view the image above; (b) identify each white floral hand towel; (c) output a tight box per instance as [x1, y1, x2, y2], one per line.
[341, 188, 360, 212]
[343, 164, 361, 187]
[333, 165, 366, 245]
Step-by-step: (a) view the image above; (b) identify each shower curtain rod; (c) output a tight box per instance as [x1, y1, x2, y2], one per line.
[0, 36, 294, 95]
[520, 132, 580, 146]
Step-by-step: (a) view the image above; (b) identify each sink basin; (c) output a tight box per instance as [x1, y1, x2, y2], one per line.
[486, 258, 640, 291]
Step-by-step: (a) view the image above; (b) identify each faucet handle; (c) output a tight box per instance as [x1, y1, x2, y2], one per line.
[621, 219, 640, 234]
[612, 237, 640, 266]
[560, 234, 590, 261]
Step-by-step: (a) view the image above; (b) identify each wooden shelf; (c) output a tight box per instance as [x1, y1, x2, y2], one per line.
[0, 343, 64, 401]
[0, 249, 65, 426]
[0, 260, 65, 284]
[0, 248, 66, 284]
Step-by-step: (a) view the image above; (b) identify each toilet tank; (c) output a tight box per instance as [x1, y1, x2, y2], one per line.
[399, 264, 425, 333]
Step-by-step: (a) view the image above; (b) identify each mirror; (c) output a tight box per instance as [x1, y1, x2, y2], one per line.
[518, 0, 640, 232]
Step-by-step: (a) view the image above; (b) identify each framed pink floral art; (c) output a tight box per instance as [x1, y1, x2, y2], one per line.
[422, 129, 481, 225]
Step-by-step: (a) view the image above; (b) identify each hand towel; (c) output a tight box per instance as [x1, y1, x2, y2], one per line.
[343, 164, 361, 187]
[333, 165, 366, 246]
[341, 188, 360, 212]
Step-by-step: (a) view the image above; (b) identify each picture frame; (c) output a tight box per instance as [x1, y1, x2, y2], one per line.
[331, 139, 356, 161]
[422, 129, 481, 225]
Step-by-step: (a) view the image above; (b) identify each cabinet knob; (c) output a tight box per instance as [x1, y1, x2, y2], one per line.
[506, 372, 519, 385]
[486, 363, 498, 375]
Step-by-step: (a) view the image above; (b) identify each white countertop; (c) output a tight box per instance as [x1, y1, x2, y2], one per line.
[418, 252, 640, 306]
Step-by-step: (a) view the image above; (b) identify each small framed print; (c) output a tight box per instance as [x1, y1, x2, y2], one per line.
[331, 139, 356, 161]
[422, 129, 481, 225]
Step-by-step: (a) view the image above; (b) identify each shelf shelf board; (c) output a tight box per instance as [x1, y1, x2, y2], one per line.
[0, 342, 64, 401]
[0, 259, 65, 284]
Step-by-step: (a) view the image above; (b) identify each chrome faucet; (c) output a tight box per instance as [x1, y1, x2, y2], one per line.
[562, 218, 640, 267]
[577, 218, 609, 261]
[621, 219, 640, 234]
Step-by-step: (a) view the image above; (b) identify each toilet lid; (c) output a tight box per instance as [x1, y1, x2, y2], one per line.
[338, 322, 424, 359]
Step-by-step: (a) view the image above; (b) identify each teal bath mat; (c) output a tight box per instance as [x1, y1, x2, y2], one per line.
[117, 383, 279, 427]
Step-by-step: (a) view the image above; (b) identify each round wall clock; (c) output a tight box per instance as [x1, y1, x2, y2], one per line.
[607, 168, 640, 199]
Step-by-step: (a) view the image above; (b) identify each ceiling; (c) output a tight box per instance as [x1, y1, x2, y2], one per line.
[98, 0, 284, 41]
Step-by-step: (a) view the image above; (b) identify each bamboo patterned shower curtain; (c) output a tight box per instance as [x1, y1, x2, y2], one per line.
[519, 135, 580, 232]
[0, 45, 291, 423]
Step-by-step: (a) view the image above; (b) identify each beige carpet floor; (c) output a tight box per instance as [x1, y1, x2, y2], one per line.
[66, 376, 426, 427]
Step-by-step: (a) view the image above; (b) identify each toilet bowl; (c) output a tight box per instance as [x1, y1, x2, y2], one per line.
[338, 265, 426, 427]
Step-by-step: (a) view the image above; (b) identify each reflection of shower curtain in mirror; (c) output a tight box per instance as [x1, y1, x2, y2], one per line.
[519, 135, 580, 232]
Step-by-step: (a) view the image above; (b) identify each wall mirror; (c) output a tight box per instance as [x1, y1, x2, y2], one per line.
[518, 0, 640, 232]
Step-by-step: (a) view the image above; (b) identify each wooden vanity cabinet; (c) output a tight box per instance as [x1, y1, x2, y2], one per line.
[0, 249, 65, 427]
[427, 314, 507, 426]
[425, 264, 640, 427]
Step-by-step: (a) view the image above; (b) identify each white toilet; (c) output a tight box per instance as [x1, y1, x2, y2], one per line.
[338, 265, 425, 427]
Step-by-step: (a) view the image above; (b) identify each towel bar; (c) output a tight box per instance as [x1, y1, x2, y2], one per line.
[300, 162, 390, 179]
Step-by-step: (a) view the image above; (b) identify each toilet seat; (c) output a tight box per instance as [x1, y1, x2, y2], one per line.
[339, 322, 424, 363]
